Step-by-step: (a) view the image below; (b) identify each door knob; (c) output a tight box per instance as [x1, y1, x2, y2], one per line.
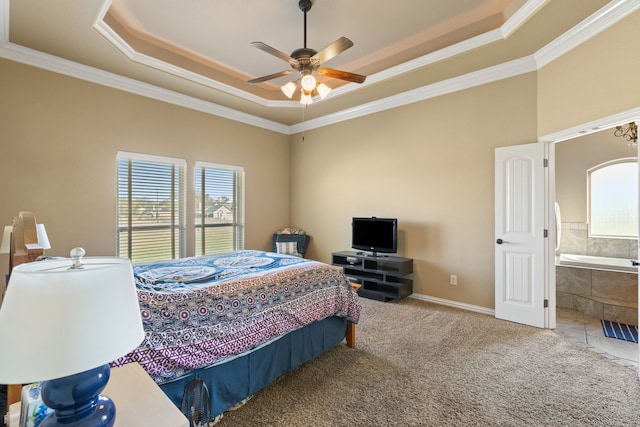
[496, 239, 505, 244]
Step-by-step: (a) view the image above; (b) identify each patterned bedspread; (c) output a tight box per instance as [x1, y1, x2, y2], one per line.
[112, 250, 361, 383]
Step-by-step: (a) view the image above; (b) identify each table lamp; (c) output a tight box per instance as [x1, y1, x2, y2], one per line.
[0, 248, 144, 427]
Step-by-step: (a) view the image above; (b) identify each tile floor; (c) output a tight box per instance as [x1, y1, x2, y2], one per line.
[555, 307, 638, 370]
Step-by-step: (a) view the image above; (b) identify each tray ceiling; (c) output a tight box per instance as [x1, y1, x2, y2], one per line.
[2, 0, 631, 132]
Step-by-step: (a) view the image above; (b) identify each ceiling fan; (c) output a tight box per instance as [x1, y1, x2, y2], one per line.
[248, 0, 366, 104]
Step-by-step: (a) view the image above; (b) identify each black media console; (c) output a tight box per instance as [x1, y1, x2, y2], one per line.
[331, 251, 413, 301]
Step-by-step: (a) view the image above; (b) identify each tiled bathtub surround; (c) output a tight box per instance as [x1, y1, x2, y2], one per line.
[556, 265, 637, 324]
[556, 222, 638, 325]
[557, 222, 638, 260]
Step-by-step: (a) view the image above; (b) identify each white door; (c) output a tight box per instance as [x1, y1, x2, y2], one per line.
[495, 143, 547, 328]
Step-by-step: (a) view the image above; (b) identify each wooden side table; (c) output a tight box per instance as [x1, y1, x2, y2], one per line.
[7, 363, 188, 427]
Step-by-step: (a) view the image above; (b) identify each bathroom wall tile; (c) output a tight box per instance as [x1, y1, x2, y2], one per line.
[574, 295, 604, 319]
[591, 270, 638, 302]
[630, 241, 638, 261]
[555, 222, 639, 324]
[559, 229, 587, 255]
[587, 238, 631, 258]
[562, 222, 586, 231]
[603, 305, 638, 325]
[556, 266, 591, 295]
[556, 292, 574, 310]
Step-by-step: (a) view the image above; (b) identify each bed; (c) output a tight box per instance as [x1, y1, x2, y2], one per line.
[111, 250, 361, 421]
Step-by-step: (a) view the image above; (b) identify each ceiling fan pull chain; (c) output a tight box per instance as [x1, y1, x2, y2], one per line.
[301, 105, 306, 141]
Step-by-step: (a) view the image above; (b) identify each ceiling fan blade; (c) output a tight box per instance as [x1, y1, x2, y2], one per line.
[251, 42, 299, 68]
[248, 70, 295, 84]
[318, 68, 366, 84]
[311, 37, 354, 67]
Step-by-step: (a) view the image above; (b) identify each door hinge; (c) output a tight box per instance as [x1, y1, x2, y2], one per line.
[543, 158, 549, 167]
[544, 229, 548, 238]
[544, 299, 548, 308]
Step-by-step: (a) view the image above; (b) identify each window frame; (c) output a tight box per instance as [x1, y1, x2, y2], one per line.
[587, 157, 638, 239]
[116, 151, 186, 263]
[194, 161, 245, 256]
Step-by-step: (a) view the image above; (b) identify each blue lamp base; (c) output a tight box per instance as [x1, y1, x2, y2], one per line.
[39, 364, 115, 427]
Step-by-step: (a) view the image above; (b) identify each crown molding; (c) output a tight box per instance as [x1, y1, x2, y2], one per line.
[92, 0, 549, 108]
[93, 1, 272, 108]
[534, 0, 640, 68]
[539, 108, 640, 143]
[320, 0, 549, 101]
[294, 0, 640, 133]
[290, 56, 538, 134]
[0, 0, 637, 135]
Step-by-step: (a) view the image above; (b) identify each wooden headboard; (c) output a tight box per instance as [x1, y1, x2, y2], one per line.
[10, 212, 45, 270]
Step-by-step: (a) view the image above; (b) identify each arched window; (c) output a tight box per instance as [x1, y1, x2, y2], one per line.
[588, 158, 638, 238]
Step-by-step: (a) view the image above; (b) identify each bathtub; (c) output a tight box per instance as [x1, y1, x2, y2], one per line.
[557, 254, 638, 273]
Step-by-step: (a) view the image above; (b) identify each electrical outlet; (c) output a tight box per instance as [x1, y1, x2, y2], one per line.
[450, 275, 458, 285]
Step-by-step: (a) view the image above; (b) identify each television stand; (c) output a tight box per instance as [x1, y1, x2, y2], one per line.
[332, 251, 413, 301]
[368, 252, 387, 258]
[355, 251, 390, 258]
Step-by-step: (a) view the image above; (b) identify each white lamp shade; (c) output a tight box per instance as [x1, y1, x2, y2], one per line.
[281, 81, 297, 98]
[36, 223, 51, 250]
[0, 257, 144, 383]
[300, 91, 313, 105]
[316, 83, 331, 99]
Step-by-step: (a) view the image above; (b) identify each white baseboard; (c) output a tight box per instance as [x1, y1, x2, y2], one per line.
[409, 293, 495, 317]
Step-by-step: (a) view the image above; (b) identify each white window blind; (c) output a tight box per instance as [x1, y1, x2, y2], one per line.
[117, 152, 186, 263]
[589, 158, 638, 238]
[195, 161, 244, 255]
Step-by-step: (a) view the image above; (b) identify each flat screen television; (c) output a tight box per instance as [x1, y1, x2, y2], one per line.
[351, 217, 398, 255]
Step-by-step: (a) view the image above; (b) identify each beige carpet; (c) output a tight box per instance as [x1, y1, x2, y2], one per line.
[216, 298, 640, 426]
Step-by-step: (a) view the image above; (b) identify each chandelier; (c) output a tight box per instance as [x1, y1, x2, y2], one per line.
[614, 122, 638, 148]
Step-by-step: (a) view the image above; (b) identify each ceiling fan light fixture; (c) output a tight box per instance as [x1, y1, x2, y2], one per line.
[248, 0, 366, 104]
[281, 81, 297, 98]
[300, 74, 316, 91]
[300, 90, 313, 105]
[316, 83, 331, 99]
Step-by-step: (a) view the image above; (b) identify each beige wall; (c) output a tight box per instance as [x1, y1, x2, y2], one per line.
[291, 74, 538, 309]
[0, 58, 291, 283]
[291, 9, 640, 309]
[538, 10, 640, 136]
[1, 9, 638, 310]
[556, 130, 636, 224]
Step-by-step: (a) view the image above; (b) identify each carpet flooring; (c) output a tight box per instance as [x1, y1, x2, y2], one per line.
[215, 297, 640, 427]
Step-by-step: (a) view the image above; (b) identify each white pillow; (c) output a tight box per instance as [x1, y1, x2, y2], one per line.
[276, 241, 301, 257]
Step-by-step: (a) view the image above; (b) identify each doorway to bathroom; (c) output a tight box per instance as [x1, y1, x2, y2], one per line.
[554, 126, 638, 327]
[540, 112, 640, 375]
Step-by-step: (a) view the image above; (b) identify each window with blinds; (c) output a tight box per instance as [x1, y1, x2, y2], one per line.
[195, 161, 244, 256]
[117, 152, 186, 263]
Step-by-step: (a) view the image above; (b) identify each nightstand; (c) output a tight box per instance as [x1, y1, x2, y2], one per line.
[7, 363, 188, 427]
